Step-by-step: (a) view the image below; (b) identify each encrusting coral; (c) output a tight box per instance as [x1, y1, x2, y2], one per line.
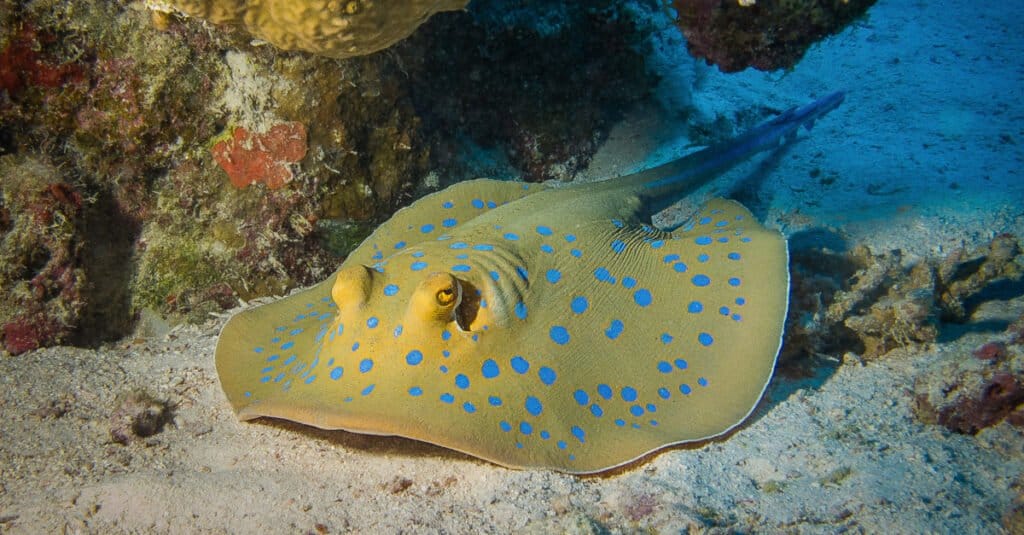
[145, 0, 468, 58]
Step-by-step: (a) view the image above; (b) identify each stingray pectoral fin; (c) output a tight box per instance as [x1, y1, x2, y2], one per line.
[345, 178, 543, 266]
[215, 278, 340, 422]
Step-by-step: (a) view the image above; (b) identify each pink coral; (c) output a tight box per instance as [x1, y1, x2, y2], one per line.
[211, 122, 308, 189]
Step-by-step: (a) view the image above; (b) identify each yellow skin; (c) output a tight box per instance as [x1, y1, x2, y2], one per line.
[215, 93, 844, 473]
[216, 179, 787, 474]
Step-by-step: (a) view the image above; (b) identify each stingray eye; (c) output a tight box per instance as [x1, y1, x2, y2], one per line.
[436, 287, 456, 306]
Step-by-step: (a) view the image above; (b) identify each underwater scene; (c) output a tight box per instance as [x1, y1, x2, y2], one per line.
[1, 0, 1022, 532]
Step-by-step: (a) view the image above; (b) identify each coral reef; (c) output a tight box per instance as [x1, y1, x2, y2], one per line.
[782, 234, 1024, 364]
[145, 0, 468, 58]
[400, 0, 656, 182]
[211, 122, 308, 189]
[670, 0, 877, 72]
[0, 156, 86, 355]
[913, 332, 1024, 435]
[1, 0, 431, 349]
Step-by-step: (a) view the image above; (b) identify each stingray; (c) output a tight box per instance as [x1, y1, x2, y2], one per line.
[216, 92, 844, 474]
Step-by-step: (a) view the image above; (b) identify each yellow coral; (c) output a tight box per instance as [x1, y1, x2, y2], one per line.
[146, 0, 468, 58]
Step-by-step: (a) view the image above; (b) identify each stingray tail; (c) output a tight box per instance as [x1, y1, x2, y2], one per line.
[634, 91, 845, 217]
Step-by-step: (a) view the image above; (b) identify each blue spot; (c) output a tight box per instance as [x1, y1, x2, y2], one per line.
[736, 297, 746, 306]
[372, 251, 383, 261]
[597, 384, 612, 400]
[384, 284, 399, 296]
[489, 396, 503, 407]
[409, 386, 423, 396]
[570, 249, 582, 258]
[536, 225, 553, 236]
[449, 242, 469, 250]
[503, 232, 520, 241]
[283, 355, 296, 366]
[742, 237, 752, 243]
[367, 317, 379, 329]
[405, 350, 423, 366]
[663, 253, 680, 263]
[657, 361, 672, 374]
[489, 270, 500, 282]
[441, 330, 452, 342]
[698, 253, 709, 263]
[351, 342, 360, 351]
[540, 244, 554, 254]
[487, 201, 497, 209]
[590, 404, 604, 417]
[271, 337, 281, 343]
[281, 341, 294, 350]
[728, 252, 741, 260]
[573, 389, 589, 406]
[733, 313, 743, 321]
[698, 332, 714, 346]
[716, 220, 729, 228]
[611, 219, 624, 228]
[525, 396, 543, 416]
[254, 347, 264, 354]
[514, 302, 528, 320]
[362, 384, 375, 396]
[610, 240, 626, 254]
[289, 328, 303, 336]
[395, 241, 407, 250]
[330, 367, 344, 380]
[442, 201, 454, 209]
[500, 421, 512, 432]
[452, 264, 471, 272]
[650, 240, 665, 249]
[646, 403, 657, 412]
[515, 266, 529, 281]
[605, 320, 624, 340]
[658, 387, 670, 399]
[549, 326, 570, 345]
[565, 234, 577, 242]
[680, 384, 692, 395]
[675, 358, 688, 370]
[557, 440, 567, 450]
[411, 261, 428, 271]
[633, 288, 653, 307]
[463, 402, 477, 414]
[443, 218, 457, 227]
[718, 237, 730, 243]
[688, 301, 703, 313]
[621, 387, 638, 402]
[699, 377, 709, 387]
[692, 274, 711, 287]
[442, 350, 451, 358]
[473, 244, 493, 251]
[729, 277, 741, 287]
[570, 296, 588, 314]
[546, 269, 561, 284]
[615, 419, 626, 427]
[520, 421, 533, 435]
[481, 359, 500, 378]
[540, 430, 550, 440]
[455, 374, 470, 389]
[538, 366, 556, 385]
[695, 236, 712, 245]
[359, 359, 373, 373]
[393, 325, 404, 338]
[673, 262, 688, 273]
[630, 405, 644, 417]
[571, 426, 586, 443]
[260, 366, 274, 374]
[420, 223, 435, 233]
[440, 365, 449, 373]
[594, 267, 612, 283]
[661, 333, 673, 344]
[699, 217, 711, 225]
[622, 277, 637, 289]
[267, 354, 280, 362]
[511, 356, 529, 374]
[440, 393, 454, 404]
[471, 199, 484, 209]
[719, 306, 730, 316]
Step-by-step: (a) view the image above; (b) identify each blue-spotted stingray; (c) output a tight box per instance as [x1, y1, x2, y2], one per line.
[216, 92, 845, 474]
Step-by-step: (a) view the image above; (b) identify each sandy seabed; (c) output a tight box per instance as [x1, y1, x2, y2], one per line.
[2, 0, 1023, 532]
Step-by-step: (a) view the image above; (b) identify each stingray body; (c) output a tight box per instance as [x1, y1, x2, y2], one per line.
[216, 92, 844, 473]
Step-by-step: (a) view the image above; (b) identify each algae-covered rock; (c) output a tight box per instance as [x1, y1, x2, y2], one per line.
[146, 0, 468, 58]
